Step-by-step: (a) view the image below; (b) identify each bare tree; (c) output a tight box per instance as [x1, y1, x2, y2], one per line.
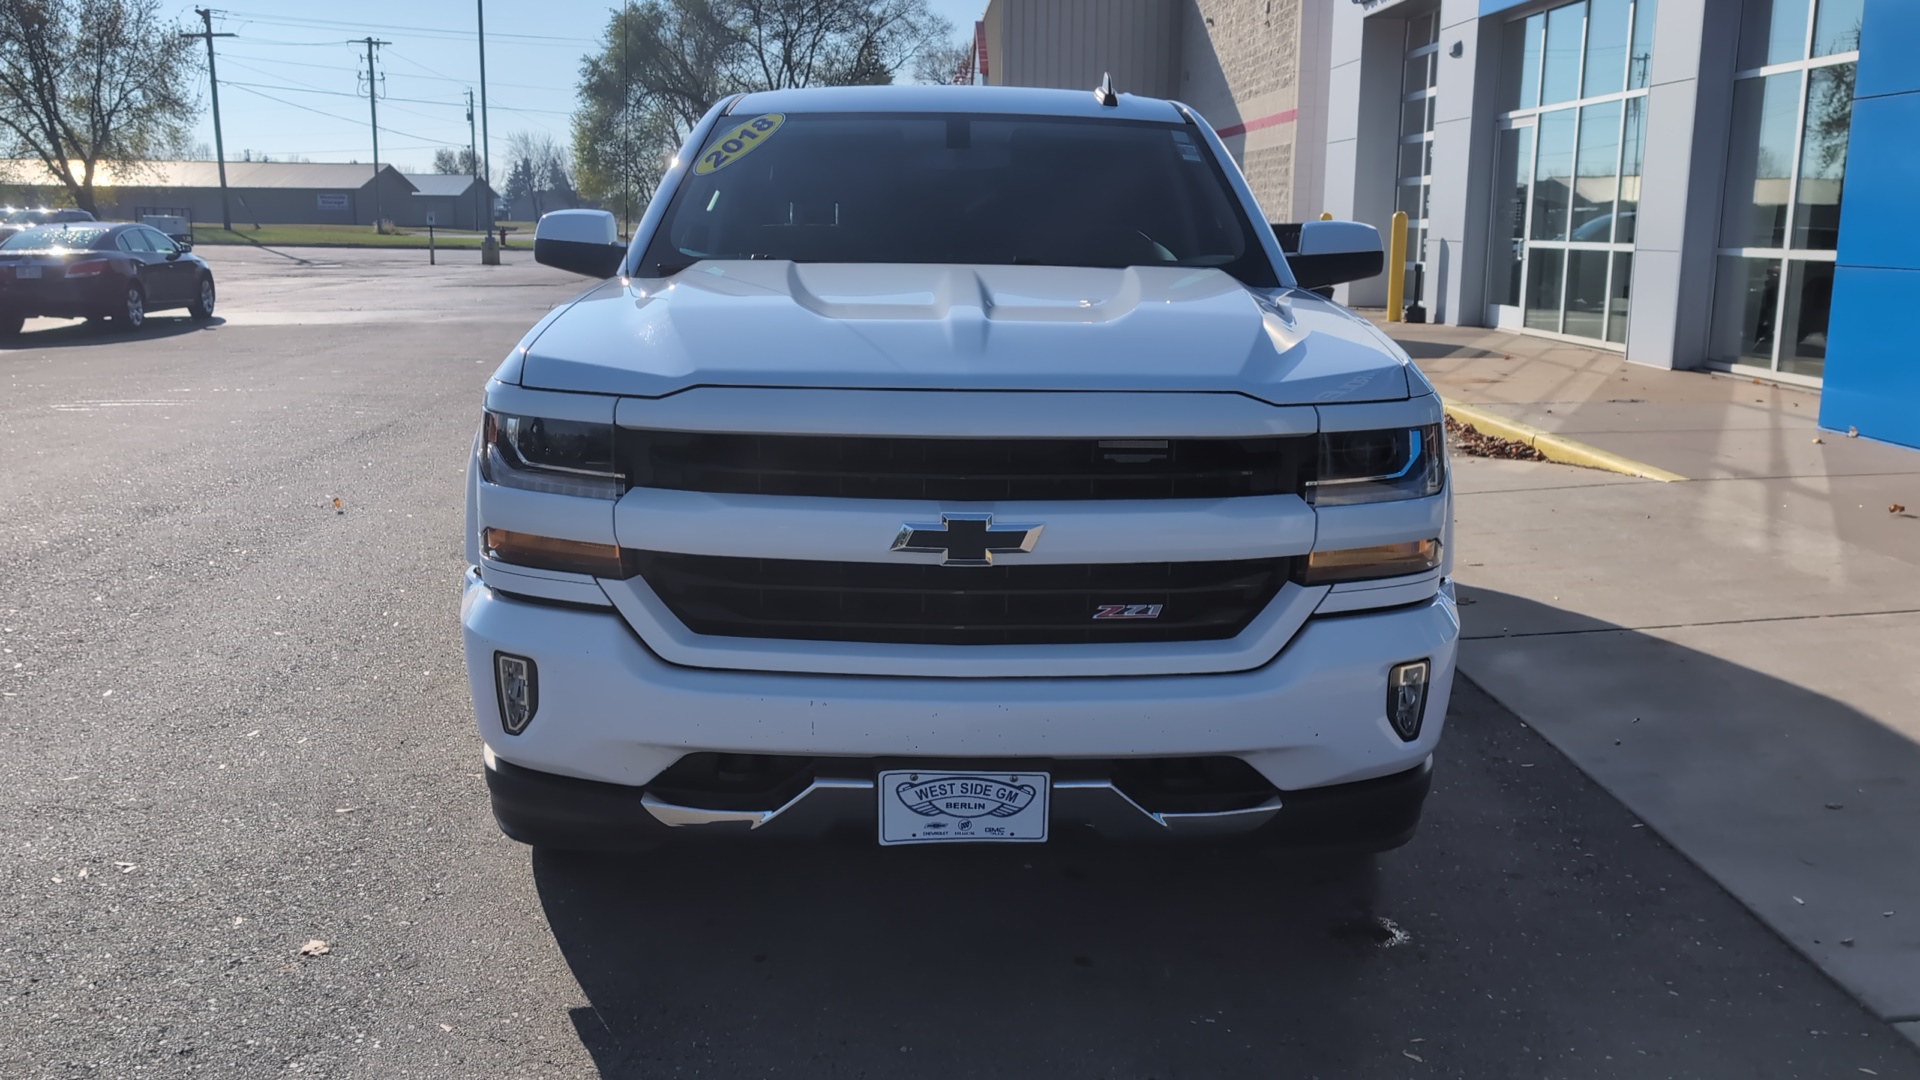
[504, 130, 572, 215]
[912, 38, 973, 85]
[570, 0, 950, 209]
[0, 0, 202, 213]
[432, 147, 483, 175]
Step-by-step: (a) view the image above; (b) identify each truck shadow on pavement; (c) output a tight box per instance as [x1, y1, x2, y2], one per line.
[533, 837, 1388, 1077]
[526, 608, 1920, 1079]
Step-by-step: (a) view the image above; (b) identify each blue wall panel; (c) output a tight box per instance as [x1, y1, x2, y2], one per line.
[1857, 0, 1920, 99]
[1820, 267, 1920, 449]
[1831, 92, 1920, 273]
[1821, 0, 1920, 450]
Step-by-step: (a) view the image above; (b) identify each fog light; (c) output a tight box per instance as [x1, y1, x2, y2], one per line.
[494, 652, 538, 735]
[1387, 660, 1430, 741]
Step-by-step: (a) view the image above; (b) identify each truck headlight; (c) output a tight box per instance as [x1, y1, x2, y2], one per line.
[1306, 424, 1444, 505]
[480, 412, 621, 499]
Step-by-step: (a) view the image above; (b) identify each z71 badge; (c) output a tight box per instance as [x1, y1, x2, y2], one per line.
[1093, 604, 1164, 620]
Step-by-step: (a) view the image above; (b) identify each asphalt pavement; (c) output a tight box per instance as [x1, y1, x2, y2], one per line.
[3, 247, 1916, 1078]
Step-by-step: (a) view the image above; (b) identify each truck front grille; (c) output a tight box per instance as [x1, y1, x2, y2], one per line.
[619, 431, 1309, 502]
[632, 552, 1290, 645]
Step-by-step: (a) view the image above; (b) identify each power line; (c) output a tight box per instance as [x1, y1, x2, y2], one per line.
[218, 55, 340, 93]
[219, 48, 566, 93]
[221, 35, 357, 46]
[220, 143, 445, 156]
[378, 99, 464, 124]
[224, 78, 464, 107]
[222, 82, 447, 145]
[224, 10, 595, 46]
[381, 47, 462, 84]
[485, 104, 576, 117]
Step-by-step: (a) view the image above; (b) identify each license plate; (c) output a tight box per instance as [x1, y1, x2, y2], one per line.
[14, 265, 40, 279]
[878, 770, 1049, 845]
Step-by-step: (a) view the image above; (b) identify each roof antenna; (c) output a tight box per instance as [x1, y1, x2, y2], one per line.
[1093, 72, 1118, 107]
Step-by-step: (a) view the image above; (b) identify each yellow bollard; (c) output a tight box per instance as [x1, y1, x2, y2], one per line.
[1386, 210, 1408, 323]
[1319, 211, 1333, 221]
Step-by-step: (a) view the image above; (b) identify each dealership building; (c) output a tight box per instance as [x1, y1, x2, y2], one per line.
[979, 0, 1918, 449]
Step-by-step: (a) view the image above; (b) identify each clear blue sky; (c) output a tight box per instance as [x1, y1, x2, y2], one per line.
[185, 1, 987, 172]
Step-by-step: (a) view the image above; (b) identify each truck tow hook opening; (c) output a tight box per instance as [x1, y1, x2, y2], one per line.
[1388, 660, 1430, 741]
[495, 652, 539, 735]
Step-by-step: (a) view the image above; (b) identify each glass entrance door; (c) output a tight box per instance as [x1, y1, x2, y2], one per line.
[1485, 120, 1534, 328]
[1486, 0, 1651, 346]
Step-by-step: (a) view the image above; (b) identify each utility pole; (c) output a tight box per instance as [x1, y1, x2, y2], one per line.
[359, 37, 390, 231]
[476, 1, 491, 195]
[183, 10, 236, 230]
[621, 0, 631, 237]
[467, 88, 481, 231]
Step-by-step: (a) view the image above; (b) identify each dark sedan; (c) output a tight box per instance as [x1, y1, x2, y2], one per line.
[0, 222, 216, 337]
[0, 206, 95, 244]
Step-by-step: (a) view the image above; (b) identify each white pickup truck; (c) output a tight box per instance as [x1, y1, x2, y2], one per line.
[462, 84, 1457, 853]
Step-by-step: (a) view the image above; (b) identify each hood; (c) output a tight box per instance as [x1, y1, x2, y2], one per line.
[518, 262, 1411, 405]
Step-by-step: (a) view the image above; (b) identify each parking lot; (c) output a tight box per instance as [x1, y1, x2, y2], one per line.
[4, 246, 1917, 1078]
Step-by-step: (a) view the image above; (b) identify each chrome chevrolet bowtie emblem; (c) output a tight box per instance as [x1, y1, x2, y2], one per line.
[891, 513, 1044, 567]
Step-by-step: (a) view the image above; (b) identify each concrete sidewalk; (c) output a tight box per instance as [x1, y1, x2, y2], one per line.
[1377, 317, 1920, 1047]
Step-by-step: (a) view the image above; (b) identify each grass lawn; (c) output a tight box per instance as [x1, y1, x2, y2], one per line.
[191, 223, 523, 250]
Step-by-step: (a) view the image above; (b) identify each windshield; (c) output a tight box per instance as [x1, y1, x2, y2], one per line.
[0, 226, 110, 250]
[638, 112, 1280, 287]
[4, 210, 46, 224]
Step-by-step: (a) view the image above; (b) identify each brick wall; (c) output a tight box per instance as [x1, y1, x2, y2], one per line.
[986, 0, 1326, 222]
[1178, 0, 1307, 220]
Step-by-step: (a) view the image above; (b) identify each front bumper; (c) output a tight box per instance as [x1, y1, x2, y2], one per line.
[485, 750, 1434, 851]
[462, 569, 1458, 847]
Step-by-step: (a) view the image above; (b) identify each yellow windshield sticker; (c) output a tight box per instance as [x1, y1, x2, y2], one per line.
[694, 113, 784, 175]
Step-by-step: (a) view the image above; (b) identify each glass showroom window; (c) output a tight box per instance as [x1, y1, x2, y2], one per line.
[1398, 12, 1439, 305]
[1483, 0, 1653, 343]
[1710, 0, 1860, 381]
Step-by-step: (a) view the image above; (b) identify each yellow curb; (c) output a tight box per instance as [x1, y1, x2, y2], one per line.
[1443, 401, 1688, 483]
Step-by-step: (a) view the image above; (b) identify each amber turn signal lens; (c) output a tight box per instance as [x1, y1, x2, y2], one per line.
[483, 528, 630, 577]
[1300, 538, 1442, 585]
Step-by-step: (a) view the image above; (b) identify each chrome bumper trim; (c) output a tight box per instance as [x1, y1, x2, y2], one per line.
[641, 778, 875, 830]
[637, 775, 1283, 836]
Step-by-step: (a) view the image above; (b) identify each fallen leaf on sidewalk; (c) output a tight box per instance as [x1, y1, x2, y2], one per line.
[299, 939, 330, 957]
[1891, 505, 1906, 514]
[1811, 437, 1823, 444]
[1444, 415, 1546, 461]
[1793, 896, 1805, 905]
[1847, 427, 1859, 437]
[1403, 1051, 1425, 1062]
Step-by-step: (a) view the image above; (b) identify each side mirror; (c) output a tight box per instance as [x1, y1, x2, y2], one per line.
[1273, 220, 1385, 290]
[176, 238, 194, 252]
[534, 209, 625, 278]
